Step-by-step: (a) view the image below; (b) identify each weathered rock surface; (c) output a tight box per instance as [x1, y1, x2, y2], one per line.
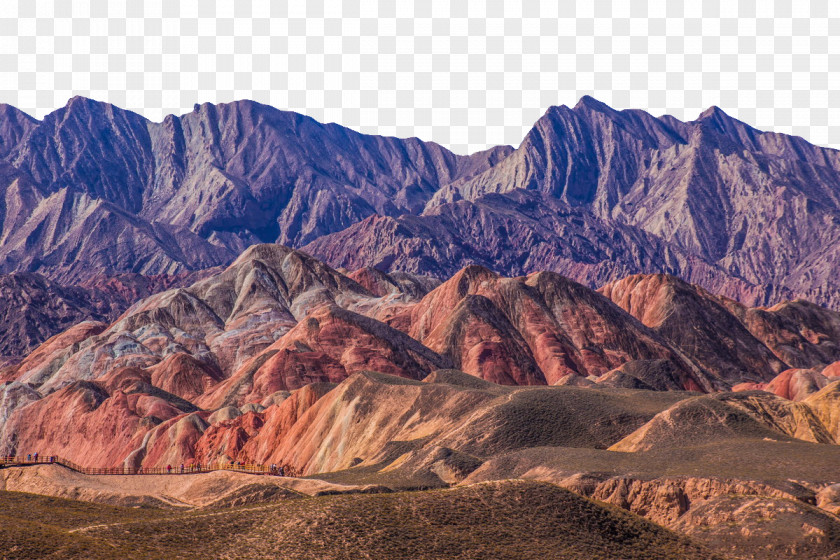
[5, 245, 840, 472]
[721, 298, 840, 368]
[0, 270, 215, 361]
[396, 265, 706, 388]
[532, 472, 840, 560]
[608, 394, 798, 453]
[307, 98, 840, 309]
[187, 370, 690, 477]
[804, 380, 840, 442]
[0, 274, 112, 360]
[5, 96, 840, 311]
[816, 483, 840, 516]
[600, 274, 787, 384]
[303, 191, 752, 299]
[671, 495, 840, 560]
[0, 96, 510, 283]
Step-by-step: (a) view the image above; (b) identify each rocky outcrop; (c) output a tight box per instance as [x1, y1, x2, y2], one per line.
[564, 474, 840, 560]
[573, 475, 815, 525]
[599, 274, 787, 385]
[672, 495, 840, 560]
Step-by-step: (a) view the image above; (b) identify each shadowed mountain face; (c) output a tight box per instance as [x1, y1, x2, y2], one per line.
[0, 273, 112, 361]
[0, 97, 511, 283]
[306, 97, 840, 308]
[0, 270, 216, 361]
[3, 96, 840, 309]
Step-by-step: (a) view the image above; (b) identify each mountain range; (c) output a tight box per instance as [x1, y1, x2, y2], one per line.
[2, 95, 840, 309]
[4, 97, 840, 559]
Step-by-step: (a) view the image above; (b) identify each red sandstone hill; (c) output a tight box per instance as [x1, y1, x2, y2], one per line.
[3, 247, 840, 560]
[3, 244, 840, 474]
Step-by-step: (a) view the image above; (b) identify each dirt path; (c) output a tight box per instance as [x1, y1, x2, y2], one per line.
[1, 464, 375, 508]
[68, 502, 283, 534]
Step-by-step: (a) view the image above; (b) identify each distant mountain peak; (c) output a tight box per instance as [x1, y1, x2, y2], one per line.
[697, 105, 729, 120]
[693, 104, 758, 136]
[62, 95, 114, 113]
[573, 95, 620, 115]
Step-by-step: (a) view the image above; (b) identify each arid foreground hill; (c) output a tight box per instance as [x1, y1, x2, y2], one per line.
[3, 244, 840, 559]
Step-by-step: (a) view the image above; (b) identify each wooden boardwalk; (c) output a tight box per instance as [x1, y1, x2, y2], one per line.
[0, 455, 299, 477]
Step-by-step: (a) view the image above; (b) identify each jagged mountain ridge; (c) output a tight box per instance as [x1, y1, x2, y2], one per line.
[308, 97, 840, 308]
[0, 96, 511, 283]
[2, 96, 840, 308]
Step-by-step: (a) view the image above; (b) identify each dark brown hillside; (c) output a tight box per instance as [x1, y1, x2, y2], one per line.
[0, 482, 720, 560]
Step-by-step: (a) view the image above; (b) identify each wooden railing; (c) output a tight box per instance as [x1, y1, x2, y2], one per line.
[0, 456, 299, 477]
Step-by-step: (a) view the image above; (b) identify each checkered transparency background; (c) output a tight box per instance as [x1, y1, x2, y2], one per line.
[2, 0, 839, 153]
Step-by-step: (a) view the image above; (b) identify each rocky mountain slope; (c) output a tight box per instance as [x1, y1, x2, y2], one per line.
[0, 96, 509, 283]
[598, 274, 840, 381]
[306, 97, 840, 308]
[0, 273, 113, 361]
[0, 269, 216, 362]
[3, 96, 840, 309]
